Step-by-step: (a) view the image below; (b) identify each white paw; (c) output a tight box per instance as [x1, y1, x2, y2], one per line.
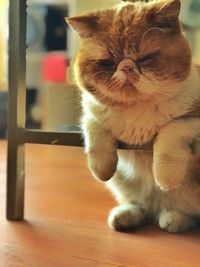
[159, 210, 195, 233]
[88, 150, 118, 182]
[108, 204, 146, 231]
[153, 158, 186, 191]
[155, 174, 182, 191]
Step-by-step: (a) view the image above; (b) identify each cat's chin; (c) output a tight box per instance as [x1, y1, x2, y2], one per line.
[96, 93, 138, 108]
[122, 81, 137, 91]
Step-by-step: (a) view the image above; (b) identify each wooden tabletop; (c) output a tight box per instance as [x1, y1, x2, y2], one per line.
[0, 141, 200, 267]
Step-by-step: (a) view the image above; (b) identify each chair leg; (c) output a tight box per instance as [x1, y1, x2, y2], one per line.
[7, 143, 25, 220]
[7, 0, 27, 220]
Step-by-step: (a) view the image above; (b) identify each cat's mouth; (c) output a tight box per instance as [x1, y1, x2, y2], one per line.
[124, 80, 132, 86]
[91, 73, 144, 107]
[123, 79, 136, 89]
[119, 74, 138, 91]
[122, 80, 137, 92]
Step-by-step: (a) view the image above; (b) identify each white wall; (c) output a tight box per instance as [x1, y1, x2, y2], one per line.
[75, 0, 120, 13]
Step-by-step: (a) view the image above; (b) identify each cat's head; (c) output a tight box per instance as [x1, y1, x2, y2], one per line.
[66, 0, 191, 107]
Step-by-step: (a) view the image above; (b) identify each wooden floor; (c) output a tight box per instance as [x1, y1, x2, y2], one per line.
[0, 141, 200, 267]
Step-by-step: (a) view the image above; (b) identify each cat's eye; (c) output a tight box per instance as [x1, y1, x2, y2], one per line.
[97, 59, 115, 67]
[137, 52, 160, 64]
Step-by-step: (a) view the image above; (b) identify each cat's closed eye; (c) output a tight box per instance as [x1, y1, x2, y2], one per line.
[137, 52, 160, 64]
[97, 59, 115, 67]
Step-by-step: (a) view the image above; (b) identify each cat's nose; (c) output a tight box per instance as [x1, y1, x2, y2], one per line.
[117, 58, 135, 74]
[121, 65, 133, 73]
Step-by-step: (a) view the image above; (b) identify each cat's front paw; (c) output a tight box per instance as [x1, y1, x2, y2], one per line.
[87, 150, 118, 181]
[153, 157, 186, 191]
[154, 173, 182, 191]
[159, 210, 195, 233]
[108, 204, 146, 231]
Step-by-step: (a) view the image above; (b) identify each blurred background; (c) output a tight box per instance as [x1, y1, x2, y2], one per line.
[0, 0, 200, 137]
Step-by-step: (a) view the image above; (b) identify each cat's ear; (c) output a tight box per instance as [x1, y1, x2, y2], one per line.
[154, 0, 181, 22]
[65, 14, 99, 38]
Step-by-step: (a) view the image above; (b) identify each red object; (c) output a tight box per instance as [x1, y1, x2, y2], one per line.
[42, 53, 67, 83]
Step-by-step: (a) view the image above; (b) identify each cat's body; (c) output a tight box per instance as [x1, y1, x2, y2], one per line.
[82, 66, 200, 232]
[67, 0, 200, 232]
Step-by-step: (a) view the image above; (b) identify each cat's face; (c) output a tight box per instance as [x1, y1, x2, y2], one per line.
[67, 0, 191, 106]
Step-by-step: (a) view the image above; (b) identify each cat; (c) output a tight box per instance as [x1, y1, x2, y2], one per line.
[66, 0, 200, 233]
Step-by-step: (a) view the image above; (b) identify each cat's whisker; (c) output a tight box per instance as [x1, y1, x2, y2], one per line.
[91, 71, 114, 83]
[89, 89, 110, 104]
[155, 90, 171, 97]
[140, 80, 171, 98]
[108, 78, 120, 89]
[128, 42, 138, 55]
[142, 73, 152, 81]
[109, 47, 118, 58]
[109, 83, 122, 93]
[91, 88, 109, 101]
[94, 91, 114, 106]
[104, 76, 114, 86]
[108, 78, 118, 86]
[141, 27, 166, 42]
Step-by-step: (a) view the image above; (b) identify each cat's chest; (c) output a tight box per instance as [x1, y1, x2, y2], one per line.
[100, 106, 169, 145]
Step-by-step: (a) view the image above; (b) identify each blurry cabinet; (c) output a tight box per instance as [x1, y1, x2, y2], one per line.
[41, 83, 81, 131]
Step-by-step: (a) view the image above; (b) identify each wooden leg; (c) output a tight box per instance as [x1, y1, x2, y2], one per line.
[7, 0, 26, 220]
[7, 143, 25, 220]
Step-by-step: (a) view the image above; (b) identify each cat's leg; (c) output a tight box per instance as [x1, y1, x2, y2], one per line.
[158, 209, 196, 233]
[153, 119, 200, 191]
[82, 118, 118, 181]
[108, 204, 146, 231]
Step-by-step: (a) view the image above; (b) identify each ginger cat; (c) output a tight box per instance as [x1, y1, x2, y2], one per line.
[66, 0, 200, 233]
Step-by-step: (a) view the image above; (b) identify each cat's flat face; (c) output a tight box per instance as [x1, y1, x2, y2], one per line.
[67, 0, 191, 106]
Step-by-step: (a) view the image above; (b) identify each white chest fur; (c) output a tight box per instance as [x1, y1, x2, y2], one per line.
[100, 103, 170, 145]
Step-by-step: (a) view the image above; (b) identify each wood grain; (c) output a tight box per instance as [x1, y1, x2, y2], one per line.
[0, 141, 200, 266]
